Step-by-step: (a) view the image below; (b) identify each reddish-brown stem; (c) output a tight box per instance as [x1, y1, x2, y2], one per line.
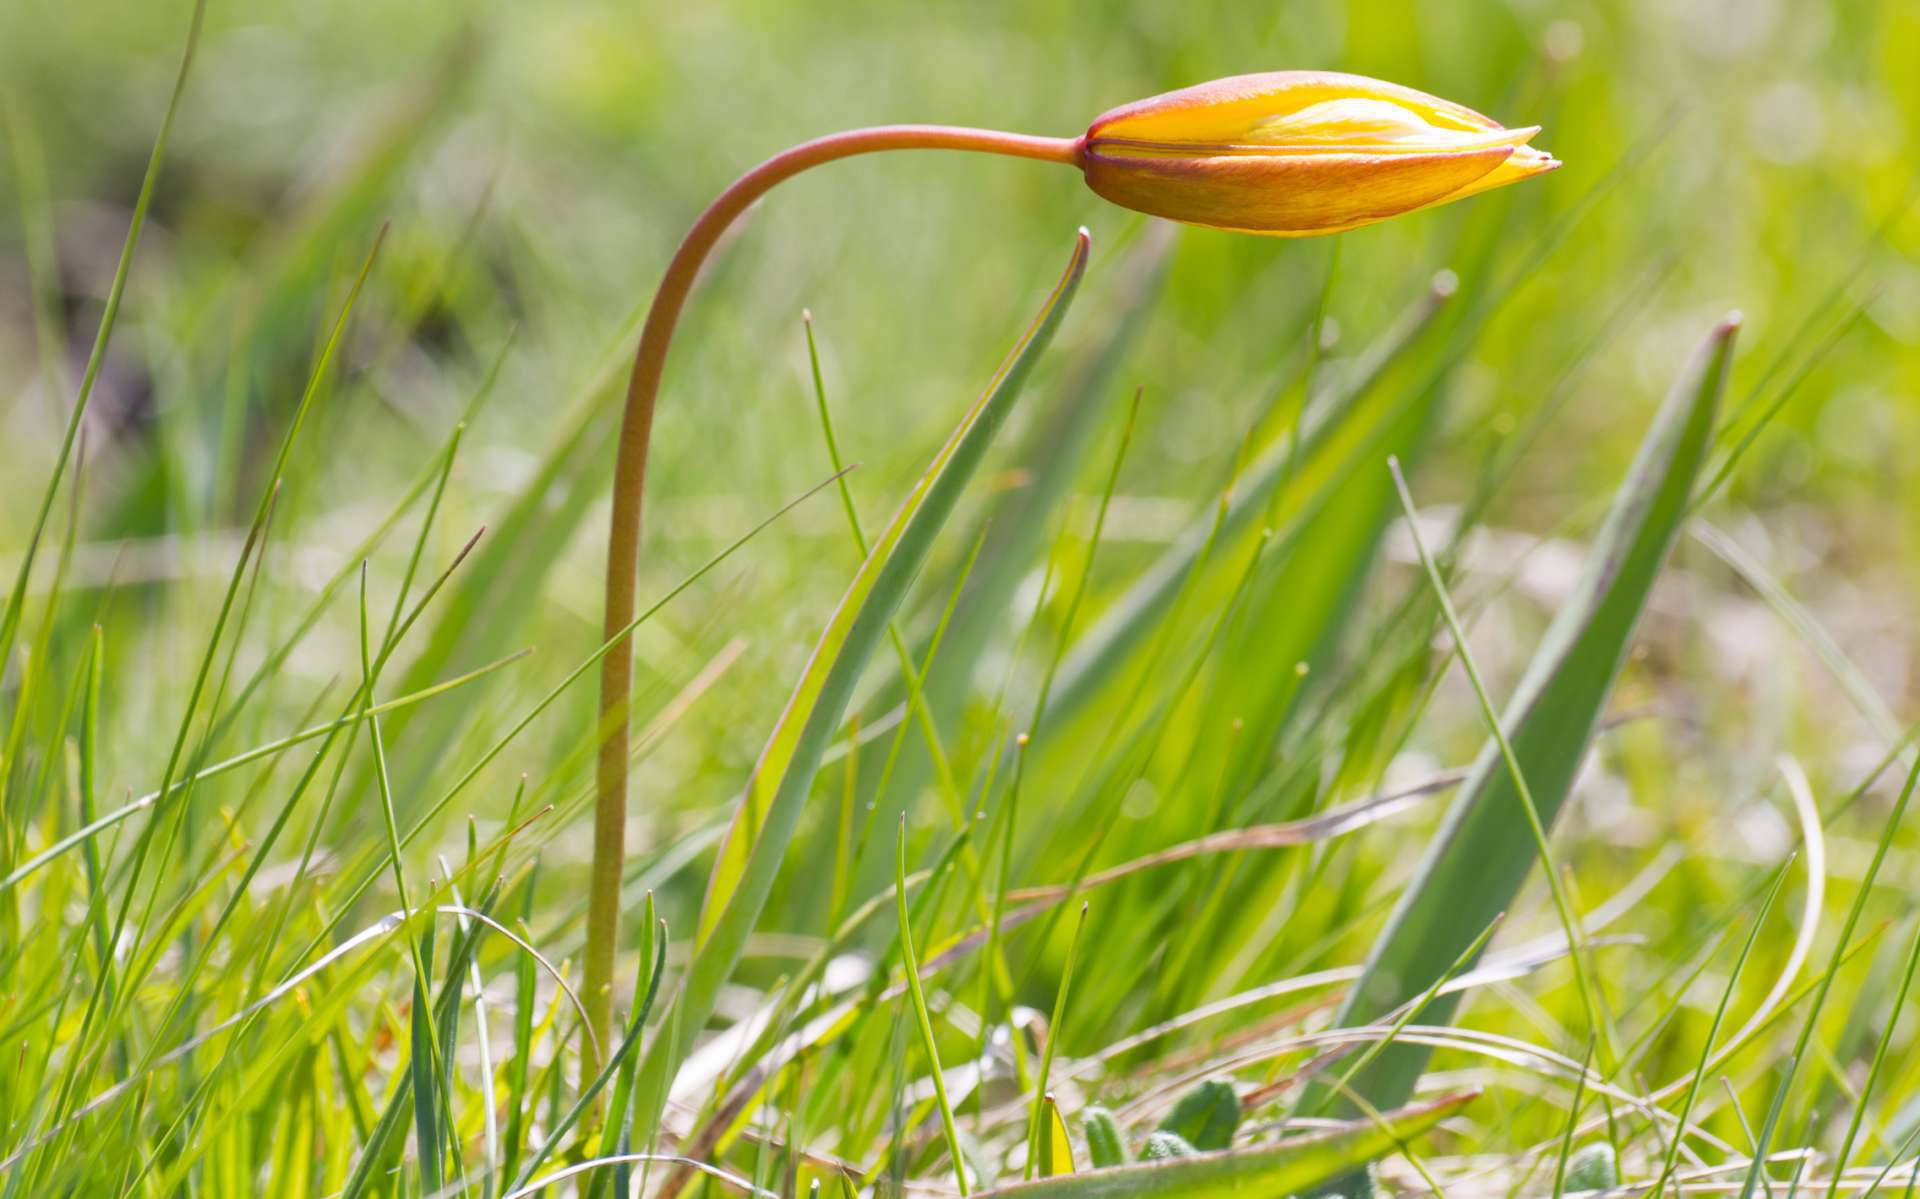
[586, 124, 1084, 1065]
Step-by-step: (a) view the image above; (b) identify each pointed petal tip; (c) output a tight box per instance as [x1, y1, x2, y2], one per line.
[1517, 148, 1562, 175]
[1715, 311, 1744, 339]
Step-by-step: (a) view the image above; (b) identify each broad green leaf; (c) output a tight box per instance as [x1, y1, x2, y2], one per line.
[1332, 316, 1740, 1109]
[631, 229, 1090, 1122]
[1156, 1080, 1240, 1152]
[972, 1090, 1474, 1199]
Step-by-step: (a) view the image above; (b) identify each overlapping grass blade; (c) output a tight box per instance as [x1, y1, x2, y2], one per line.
[504, 913, 668, 1195]
[854, 228, 1173, 840]
[1736, 748, 1920, 1199]
[338, 913, 488, 1199]
[1046, 274, 1454, 723]
[896, 819, 971, 1195]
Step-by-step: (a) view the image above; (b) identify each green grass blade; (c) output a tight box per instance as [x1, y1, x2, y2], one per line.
[0, 651, 521, 894]
[972, 1091, 1475, 1199]
[896, 819, 971, 1195]
[0, 0, 208, 670]
[1821, 911, 1920, 1199]
[1331, 314, 1740, 1111]
[1736, 747, 1920, 1199]
[502, 865, 541, 1188]
[1302, 912, 1504, 1128]
[599, 895, 660, 1199]
[937, 226, 1171, 685]
[1647, 859, 1791, 1195]
[337, 916, 487, 1199]
[822, 231, 1171, 891]
[77, 627, 111, 998]
[699, 230, 1088, 936]
[409, 961, 447, 1193]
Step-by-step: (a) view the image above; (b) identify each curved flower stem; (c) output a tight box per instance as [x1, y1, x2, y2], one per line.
[587, 124, 1085, 1066]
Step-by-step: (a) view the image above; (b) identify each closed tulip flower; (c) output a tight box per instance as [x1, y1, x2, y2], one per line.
[584, 68, 1558, 1068]
[1080, 71, 1559, 235]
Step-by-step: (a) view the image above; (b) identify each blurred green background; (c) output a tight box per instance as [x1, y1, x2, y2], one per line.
[5, 0, 1918, 855]
[5, 0, 1920, 1187]
[6, 0, 1917, 770]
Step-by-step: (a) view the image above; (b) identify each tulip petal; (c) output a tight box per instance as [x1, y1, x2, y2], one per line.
[1422, 144, 1561, 205]
[1083, 143, 1516, 237]
[1089, 71, 1504, 148]
[1246, 101, 1533, 154]
[1093, 122, 1539, 159]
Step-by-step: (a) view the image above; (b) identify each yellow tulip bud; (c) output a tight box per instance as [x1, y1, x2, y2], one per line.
[1080, 71, 1558, 236]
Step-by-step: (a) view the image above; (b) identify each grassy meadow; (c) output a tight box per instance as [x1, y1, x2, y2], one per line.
[4, 0, 1920, 1194]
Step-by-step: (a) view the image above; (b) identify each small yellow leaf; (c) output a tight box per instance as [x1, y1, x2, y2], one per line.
[1040, 1095, 1076, 1176]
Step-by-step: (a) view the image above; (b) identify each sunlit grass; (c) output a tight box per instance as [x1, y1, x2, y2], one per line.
[5, 1, 1920, 1196]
